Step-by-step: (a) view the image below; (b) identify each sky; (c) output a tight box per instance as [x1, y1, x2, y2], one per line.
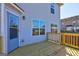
[61, 3, 79, 19]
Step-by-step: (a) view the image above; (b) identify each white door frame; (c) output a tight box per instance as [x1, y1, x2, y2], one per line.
[5, 9, 21, 51]
[1, 3, 23, 54]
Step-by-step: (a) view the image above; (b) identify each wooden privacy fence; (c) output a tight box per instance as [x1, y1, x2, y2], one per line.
[61, 33, 79, 49]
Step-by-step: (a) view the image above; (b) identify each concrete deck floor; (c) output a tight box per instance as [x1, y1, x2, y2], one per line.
[1, 41, 79, 56]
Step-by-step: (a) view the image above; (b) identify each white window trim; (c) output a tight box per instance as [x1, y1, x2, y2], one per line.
[32, 19, 45, 36]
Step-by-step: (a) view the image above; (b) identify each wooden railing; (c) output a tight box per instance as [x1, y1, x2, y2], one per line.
[61, 33, 79, 49]
[47, 32, 60, 44]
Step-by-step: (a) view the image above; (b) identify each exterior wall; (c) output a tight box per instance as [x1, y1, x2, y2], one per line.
[17, 3, 60, 46]
[0, 3, 60, 54]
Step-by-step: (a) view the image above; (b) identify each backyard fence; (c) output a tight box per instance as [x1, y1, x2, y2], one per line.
[61, 33, 79, 49]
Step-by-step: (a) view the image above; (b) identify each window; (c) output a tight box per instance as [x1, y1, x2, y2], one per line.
[39, 20, 45, 35]
[32, 20, 45, 36]
[51, 4, 55, 14]
[51, 24, 57, 33]
[32, 20, 39, 35]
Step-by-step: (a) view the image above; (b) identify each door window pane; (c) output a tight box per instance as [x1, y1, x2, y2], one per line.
[10, 28, 18, 39]
[7, 12, 18, 39]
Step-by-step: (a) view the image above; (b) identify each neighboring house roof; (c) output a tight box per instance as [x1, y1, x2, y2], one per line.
[61, 15, 79, 22]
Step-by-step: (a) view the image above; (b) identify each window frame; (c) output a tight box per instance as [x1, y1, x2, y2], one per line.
[50, 4, 55, 14]
[32, 20, 40, 36]
[32, 19, 45, 36]
[39, 20, 45, 35]
[51, 24, 57, 33]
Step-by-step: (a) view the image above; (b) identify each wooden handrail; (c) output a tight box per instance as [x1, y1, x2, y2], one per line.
[61, 33, 79, 49]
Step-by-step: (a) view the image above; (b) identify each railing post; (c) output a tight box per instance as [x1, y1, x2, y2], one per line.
[60, 33, 64, 45]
